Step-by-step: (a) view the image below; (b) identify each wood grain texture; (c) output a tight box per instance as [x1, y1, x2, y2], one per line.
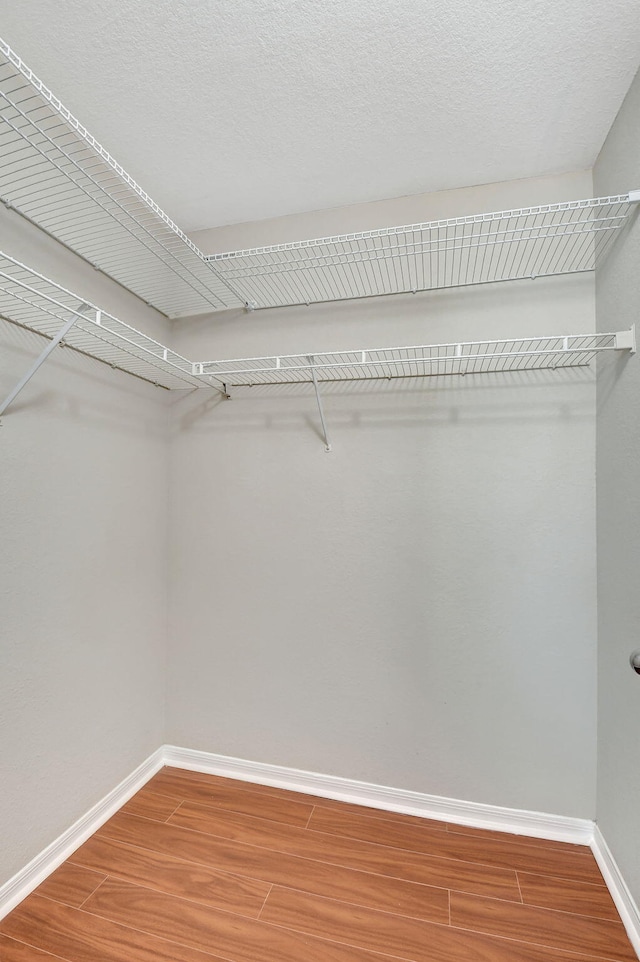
[120, 789, 181, 822]
[157, 767, 318, 803]
[445, 823, 592, 855]
[517, 871, 621, 921]
[450, 891, 636, 960]
[83, 876, 400, 962]
[309, 805, 477, 851]
[259, 886, 615, 962]
[159, 768, 448, 830]
[70, 834, 270, 917]
[96, 812, 450, 921]
[0, 933, 71, 962]
[34, 862, 106, 908]
[308, 806, 604, 884]
[166, 801, 523, 899]
[2, 768, 634, 962]
[0, 894, 228, 962]
[147, 770, 314, 826]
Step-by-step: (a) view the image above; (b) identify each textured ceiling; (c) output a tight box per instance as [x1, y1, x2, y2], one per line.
[2, 0, 640, 232]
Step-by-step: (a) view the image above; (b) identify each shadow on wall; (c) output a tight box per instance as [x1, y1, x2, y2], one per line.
[169, 365, 597, 441]
[0, 320, 169, 440]
[2, 310, 615, 447]
[596, 350, 634, 412]
[171, 271, 594, 359]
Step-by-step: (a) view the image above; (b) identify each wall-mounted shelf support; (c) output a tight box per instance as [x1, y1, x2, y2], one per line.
[0, 252, 216, 396]
[195, 330, 636, 448]
[614, 326, 636, 353]
[0, 305, 88, 417]
[308, 356, 332, 452]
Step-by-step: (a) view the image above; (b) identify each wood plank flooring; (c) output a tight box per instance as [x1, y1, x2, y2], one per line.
[1, 767, 635, 962]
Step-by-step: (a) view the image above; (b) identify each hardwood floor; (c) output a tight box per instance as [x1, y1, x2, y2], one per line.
[1, 768, 635, 962]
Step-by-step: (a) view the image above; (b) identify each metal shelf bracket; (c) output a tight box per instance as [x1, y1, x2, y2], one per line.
[308, 356, 332, 452]
[614, 325, 636, 353]
[0, 305, 90, 417]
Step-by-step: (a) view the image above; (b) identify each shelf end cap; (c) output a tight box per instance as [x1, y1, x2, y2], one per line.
[615, 325, 636, 354]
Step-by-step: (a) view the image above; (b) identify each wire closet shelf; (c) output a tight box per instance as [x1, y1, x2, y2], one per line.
[0, 37, 638, 317]
[0, 39, 245, 318]
[0, 250, 634, 403]
[0, 252, 201, 390]
[197, 332, 636, 388]
[206, 193, 638, 310]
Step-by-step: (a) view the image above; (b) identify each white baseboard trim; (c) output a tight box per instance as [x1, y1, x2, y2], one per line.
[591, 826, 640, 959]
[12, 741, 639, 947]
[0, 747, 164, 921]
[164, 745, 594, 845]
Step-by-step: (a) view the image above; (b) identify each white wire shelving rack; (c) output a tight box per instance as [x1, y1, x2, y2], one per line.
[0, 39, 246, 318]
[197, 332, 637, 388]
[0, 247, 634, 447]
[0, 39, 637, 443]
[197, 332, 636, 450]
[206, 194, 638, 310]
[0, 39, 638, 318]
[0, 252, 206, 410]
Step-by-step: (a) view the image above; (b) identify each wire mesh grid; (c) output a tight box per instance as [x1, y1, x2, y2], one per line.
[0, 38, 636, 322]
[0, 252, 203, 389]
[0, 39, 244, 318]
[207, 196, 634, 309]
[198, 334, 623, 387]
[0, 248, 632, 396]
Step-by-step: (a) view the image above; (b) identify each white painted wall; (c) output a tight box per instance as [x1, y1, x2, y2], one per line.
[0, 165, 609, 893]
[594, 68, 640, 905]
[168, 170, 599, 818]
[0, 209, 169, 886]
[192, 169, 594, 253]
